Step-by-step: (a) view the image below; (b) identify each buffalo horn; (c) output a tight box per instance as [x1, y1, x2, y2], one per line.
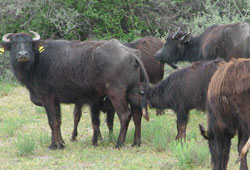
[29, 31, 41, 41]
[172, 27, 181, 40]
[236, 137, 250, 163]
[2, 33, 13, 43]
[180, 32, 191, 42]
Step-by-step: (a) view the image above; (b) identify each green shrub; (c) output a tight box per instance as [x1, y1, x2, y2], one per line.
[14, 133, 36, 156]
[172, 139, 210, 169]
[180, 0, 250, 34]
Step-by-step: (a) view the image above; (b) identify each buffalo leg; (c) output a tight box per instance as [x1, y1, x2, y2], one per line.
[211, 135, 231, 170]
[238, 126, 249, 170]
[176, 110, 189, 141]
[90, 102, 102, 147]
[107, 91, 131, 148]
[106, 108, 115, 143]
[127, 88, 144, 147]
[71, 103, 83, 141]
[115, 110, 131, 148]
[131, 106, 142, 147]
[43, 98, 64, 149]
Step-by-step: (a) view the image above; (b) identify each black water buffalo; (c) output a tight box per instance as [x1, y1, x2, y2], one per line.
[200, 58, 250, 170]
[0, 32, 149, 149]
[155, 22, 250, 69]
[71, 36, 165, 142]
[145, 59, 224, 140]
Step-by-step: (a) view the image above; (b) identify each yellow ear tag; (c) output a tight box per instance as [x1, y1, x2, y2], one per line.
[147, 104, 150, 110]
[38, 46, 45, 53]
[204, 131, 209, 138]
[0, 47, 5, 54]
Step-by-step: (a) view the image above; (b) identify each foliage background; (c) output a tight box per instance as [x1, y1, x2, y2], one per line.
[0, 0, 250, 79]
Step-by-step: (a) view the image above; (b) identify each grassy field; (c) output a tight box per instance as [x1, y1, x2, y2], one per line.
[0, 82, 247, 170]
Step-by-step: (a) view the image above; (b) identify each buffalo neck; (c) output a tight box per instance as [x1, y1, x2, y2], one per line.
[146, 80, 170, 109]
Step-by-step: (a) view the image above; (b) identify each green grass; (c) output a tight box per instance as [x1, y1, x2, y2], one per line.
[35, 107, 46, 114]
[0, 118, 28, 137]
[171, 139, 210, 169]
[0, 84, 245, 170]
[38, 132, 50, 147]
[14, 133, 36, 156]
[0, 81, 16, 97]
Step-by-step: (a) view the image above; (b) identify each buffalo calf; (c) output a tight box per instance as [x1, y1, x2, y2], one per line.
[145, 59, 224, 140]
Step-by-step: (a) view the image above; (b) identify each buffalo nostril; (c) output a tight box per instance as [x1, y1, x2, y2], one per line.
[18, 51, 28, 57]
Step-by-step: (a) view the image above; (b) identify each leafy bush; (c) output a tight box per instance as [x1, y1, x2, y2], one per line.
[0, 0, 249, 80]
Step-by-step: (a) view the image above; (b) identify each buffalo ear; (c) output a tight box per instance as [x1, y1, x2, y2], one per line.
[33, 40, 45, 53]
[0, 42, 11, 53]
[199, 124, 210, 140]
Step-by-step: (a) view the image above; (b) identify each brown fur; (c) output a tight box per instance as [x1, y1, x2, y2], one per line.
[124, 36, 164, 84]
[202, 58, 250, 170]
[146, 59, 224, 140]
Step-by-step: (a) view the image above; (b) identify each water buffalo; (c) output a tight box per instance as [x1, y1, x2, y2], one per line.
[200, 58, 250, 170]
[155, 22, 250, 69]
[145, 59, 224, 140]
[0, 32, 149, 149]
[71, 36, 165, 142]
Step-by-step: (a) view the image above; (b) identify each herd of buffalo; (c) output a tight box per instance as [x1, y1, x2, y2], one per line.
[0, 22, 250, 170]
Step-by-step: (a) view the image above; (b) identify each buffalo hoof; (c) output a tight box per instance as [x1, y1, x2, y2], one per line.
[71, 137, 77, 142]
[49, 143, 65, 150]
[175, 136, 186, 143]
[131, 140, 141, 147]
[115, 142, 124, 149]
[98, 133, 103, 141]
[156, 109, 164, 116]
[92, 143, 98, 147]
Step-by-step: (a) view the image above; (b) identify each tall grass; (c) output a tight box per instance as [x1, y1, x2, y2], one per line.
[38, 132, 50, 147]
[142, 113, 176, 151]
[172, 139, 210, 169]
[0, 118, 26, 137]
[14, 133, 36, 156]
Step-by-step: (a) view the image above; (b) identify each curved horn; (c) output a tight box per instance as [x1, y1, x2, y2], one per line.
[180, 32, 191, 42]
[29, 31, 40, 41]
[172, 27, 181, 40]
[236, 137, 250, 163]
[2, 33, 13, 43]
